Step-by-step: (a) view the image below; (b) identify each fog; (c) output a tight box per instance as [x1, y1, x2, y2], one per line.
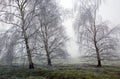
[0, 1, 120, 79]
[60, 0, 120, 58]
[99, 0, 120, 25]
[0, 0, 120, 62]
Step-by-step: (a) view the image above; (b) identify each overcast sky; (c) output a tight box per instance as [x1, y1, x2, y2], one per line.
[99, 0, 120, 25]
[1, 0, 120, 31]
[60, 0, 120, 57]
[60, 0, 120, 25]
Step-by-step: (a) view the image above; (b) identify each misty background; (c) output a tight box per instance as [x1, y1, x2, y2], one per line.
[0, 0, 120, 66]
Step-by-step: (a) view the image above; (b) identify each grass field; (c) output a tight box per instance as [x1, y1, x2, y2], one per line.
[0, 64, 120, 79]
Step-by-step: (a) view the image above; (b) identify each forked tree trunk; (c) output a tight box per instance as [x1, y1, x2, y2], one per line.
[93, 21, 102, 67]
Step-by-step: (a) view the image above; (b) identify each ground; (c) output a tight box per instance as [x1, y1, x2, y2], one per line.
[0, 65, 120, 79]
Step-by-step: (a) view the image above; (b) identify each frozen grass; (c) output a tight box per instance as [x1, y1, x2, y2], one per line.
[0, 65, 120, 79]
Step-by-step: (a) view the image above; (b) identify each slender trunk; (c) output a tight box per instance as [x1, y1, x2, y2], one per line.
[94, 38, 102, 67]
[95, 44, 102, 67]
[21, 11, 34, 69]
[46, 51, 52, 66]
[17, 0, 34, 69]
[44, 39, 52, 66]
[22, 13, 34, 69]
[93, 19, 102, 67]
[24, 32, 34, 69]
[44, 25, 52, 67]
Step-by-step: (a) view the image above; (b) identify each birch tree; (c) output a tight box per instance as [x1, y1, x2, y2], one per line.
[0, 0, 38, 69]
[34, 0, 67, 66]
[75, 0, 118, 67]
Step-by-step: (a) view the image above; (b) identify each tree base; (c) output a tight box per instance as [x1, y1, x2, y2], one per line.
[96, 65, 102, 67]
[29, 63, 34, 69]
